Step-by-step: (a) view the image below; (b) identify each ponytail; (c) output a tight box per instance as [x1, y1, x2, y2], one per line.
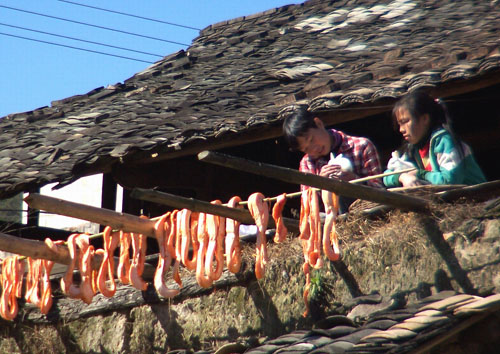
[434, 97, 465, 159]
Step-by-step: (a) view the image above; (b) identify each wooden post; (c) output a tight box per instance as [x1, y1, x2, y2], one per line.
[24, 193, 156, 237]
[27, 187, 40, 227]
[130, 188, 300, 233]
[100, 173, 117, 232]
[0, 232, 155, 279]
[197, 151, 431, 213]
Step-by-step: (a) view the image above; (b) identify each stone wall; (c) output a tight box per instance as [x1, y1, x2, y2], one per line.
[1, 199, 499, 353]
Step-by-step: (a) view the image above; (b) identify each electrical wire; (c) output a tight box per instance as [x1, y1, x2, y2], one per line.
[0, 4, 190, 46]
[57, 0, 201, 31]
[0, 32, 155, 64]
[0, 22, 163, 58]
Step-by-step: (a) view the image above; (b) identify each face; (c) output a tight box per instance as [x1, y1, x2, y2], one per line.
[395, 107, 430, 145]
[296, 118, 332, 159]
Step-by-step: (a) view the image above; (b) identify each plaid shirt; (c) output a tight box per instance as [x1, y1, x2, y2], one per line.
[299, 129, 383, 189]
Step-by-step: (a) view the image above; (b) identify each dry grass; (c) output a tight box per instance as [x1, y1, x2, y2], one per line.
[237, 199, 489, 281]
[429, 201, 485, 233]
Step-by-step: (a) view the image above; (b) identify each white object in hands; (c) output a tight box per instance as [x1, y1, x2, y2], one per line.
[387, 151, 416, 171]
[328, 153, 353, 172]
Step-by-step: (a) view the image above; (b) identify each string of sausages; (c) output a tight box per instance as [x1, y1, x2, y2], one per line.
[0, 192, 287, 320]
[0, 189, 340, 321]
[300, 188, 341, 317]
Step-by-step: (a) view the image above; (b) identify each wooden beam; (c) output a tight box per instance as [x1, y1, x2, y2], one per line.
[197, 151, 431, 213]
[0, 231, 155, 279]
[437, 180, 500, 203]
[428, 70, 500, 102]
[0, 231, 76, 266]
[101, 173, 117, 212]
[27, 187, 40, 227]
[24, 193, 156, 237]
[130, 188, 300, 233]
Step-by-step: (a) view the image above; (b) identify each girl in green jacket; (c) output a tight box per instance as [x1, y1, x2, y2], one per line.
[383, 90, 486, 188]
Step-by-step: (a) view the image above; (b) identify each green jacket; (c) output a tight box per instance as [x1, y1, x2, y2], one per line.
[384, 128, 487, 187]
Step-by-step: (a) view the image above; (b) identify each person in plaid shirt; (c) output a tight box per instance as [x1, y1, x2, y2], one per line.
[283, 106, 383, 212]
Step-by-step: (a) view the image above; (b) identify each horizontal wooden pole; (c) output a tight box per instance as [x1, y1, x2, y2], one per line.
[130, 188, 300, 233]
[24, 193, 156, 237]
[0, 232, 155, 279]
[437, 180, 500, 203]
[350, 167, 416, 184]
[198, 151, 431, 213]
[0, 231, 75, 266]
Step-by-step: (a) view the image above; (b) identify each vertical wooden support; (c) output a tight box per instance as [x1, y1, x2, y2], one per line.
[27, 187, 40, 227]
[122, 188, 143, 216]
[101, 173, 117, 212]
[100, 173, 117, 232]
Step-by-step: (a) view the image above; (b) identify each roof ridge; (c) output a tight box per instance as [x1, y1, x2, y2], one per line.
[198, 2, 302, 37]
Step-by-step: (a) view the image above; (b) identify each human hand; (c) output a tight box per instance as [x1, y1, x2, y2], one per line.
[320, 164, 357, 182]
[398, 170, 423, 187]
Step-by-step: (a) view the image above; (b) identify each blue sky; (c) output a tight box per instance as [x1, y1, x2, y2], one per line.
[0, 0, 302, 118]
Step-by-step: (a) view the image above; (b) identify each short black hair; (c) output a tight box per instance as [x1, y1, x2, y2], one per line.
[282, 105, 317, 150]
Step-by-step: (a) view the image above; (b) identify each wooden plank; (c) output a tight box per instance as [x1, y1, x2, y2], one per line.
[0, 231, 155, 279]
[437, 180, 500, 202]
[197, 151, 431, 213]
[24, 193, 156, 237]
[0, 231, 74, 266]
[27, 187, 40, 227]
[130, 188, 300, 233]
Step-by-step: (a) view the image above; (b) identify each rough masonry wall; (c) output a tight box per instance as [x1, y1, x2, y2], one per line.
[1, 199, 499, 353]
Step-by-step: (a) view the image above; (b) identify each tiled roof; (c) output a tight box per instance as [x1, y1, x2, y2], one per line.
[241, 291, 500, 354]
[1, 0, 500, 198]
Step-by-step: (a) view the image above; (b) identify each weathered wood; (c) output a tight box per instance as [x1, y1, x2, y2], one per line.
[24, 193, 156, 237]
[0, 231, 72, 266]
[0, 231, 156, 279]
[248, 168, 418, 204]
[437, 180, 500, 203]
[198, 151, 431, 213]
[350, 167, 416, 184]
[130, 188, 300, 233]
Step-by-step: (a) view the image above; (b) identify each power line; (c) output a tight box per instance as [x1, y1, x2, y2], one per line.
[0, 32, 155, 64]
[57, 0, 201, 31]
[0, 22, 163, 58]
[0, 4, 190, 47]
